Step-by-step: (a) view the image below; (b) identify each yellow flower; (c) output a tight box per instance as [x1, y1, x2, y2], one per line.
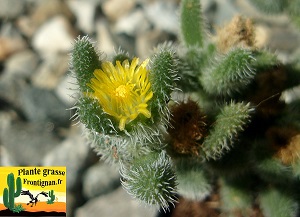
[88, 57, 153, 131]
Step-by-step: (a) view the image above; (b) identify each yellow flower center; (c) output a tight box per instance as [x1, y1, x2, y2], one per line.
[88, 57, 153, 131]
[115, 85, 128, 98]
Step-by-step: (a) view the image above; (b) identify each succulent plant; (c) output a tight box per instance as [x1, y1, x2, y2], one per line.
[70, 0, 300, 215]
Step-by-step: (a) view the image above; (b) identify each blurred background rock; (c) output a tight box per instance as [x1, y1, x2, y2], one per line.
[0, 0, 299, 216]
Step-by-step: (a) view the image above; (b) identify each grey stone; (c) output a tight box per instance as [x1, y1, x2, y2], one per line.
[42, 132, 90, 190]
[0, 37, 27, 61]
[66, 191, 76, 217]
[20, 86, 70, 128]
[114, 9, 150, 36]
[136, 29, 173, 59]
[16, 16, 37, 38]
[114, 33, 135, 56]
[16, 0, 74, 38]
[32, 15, 75, 57]
[67, 0, 97, 34]
[82, 162, 120, 199]
[22, 0, 75, 36]
[0, 0, 25, 19]
[102, 0, 136, 22]
[0, 23, 27, 61]
[0, 75, 28, 117]
[0, 145, 16, 166]
[5, 50, 39, 78]
[95, 20, 117, 57]
[143, 1, 179, 34]
[30, 0, 75, 24]
[31, 53, 69, 89]
[0, 112, 17, 166]
[201, 0, 217, 13]
[1, 120, 61, 166]
[268, 27, 300, 54]
[75, 187, 157, 217]
[213, 0, 239, 26]
[55, 74, 78, 107]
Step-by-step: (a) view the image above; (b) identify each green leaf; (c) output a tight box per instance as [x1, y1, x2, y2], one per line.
[149, 43, 179, 123]
[202, 102, 253, 160]
[70, 36, 102, 92]
[249, 0, 287, 14]
[220, 177, 253, 216]
[200, 48, 255, 96]
[180, 0, 204, 47]
[75, 95, 116, 135]
[259, 188, 298, 217]
[120, 151, 177, 211]
[175, 158, 212, 200]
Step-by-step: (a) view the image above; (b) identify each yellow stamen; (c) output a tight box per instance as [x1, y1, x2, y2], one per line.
[115, 85, 127, 98]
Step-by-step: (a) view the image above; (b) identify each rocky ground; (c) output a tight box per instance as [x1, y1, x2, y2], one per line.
[0, 0, 300, 217]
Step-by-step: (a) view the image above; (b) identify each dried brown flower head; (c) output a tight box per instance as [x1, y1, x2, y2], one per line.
[168, 99, 207, 156]
[248, 65, 287, 119]
[266, 126, 300, 165]
[216, 15, 255, 53]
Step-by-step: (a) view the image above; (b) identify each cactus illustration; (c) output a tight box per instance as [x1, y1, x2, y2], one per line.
[2, 173, 22, 211]
[47, 190, 55, 204]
